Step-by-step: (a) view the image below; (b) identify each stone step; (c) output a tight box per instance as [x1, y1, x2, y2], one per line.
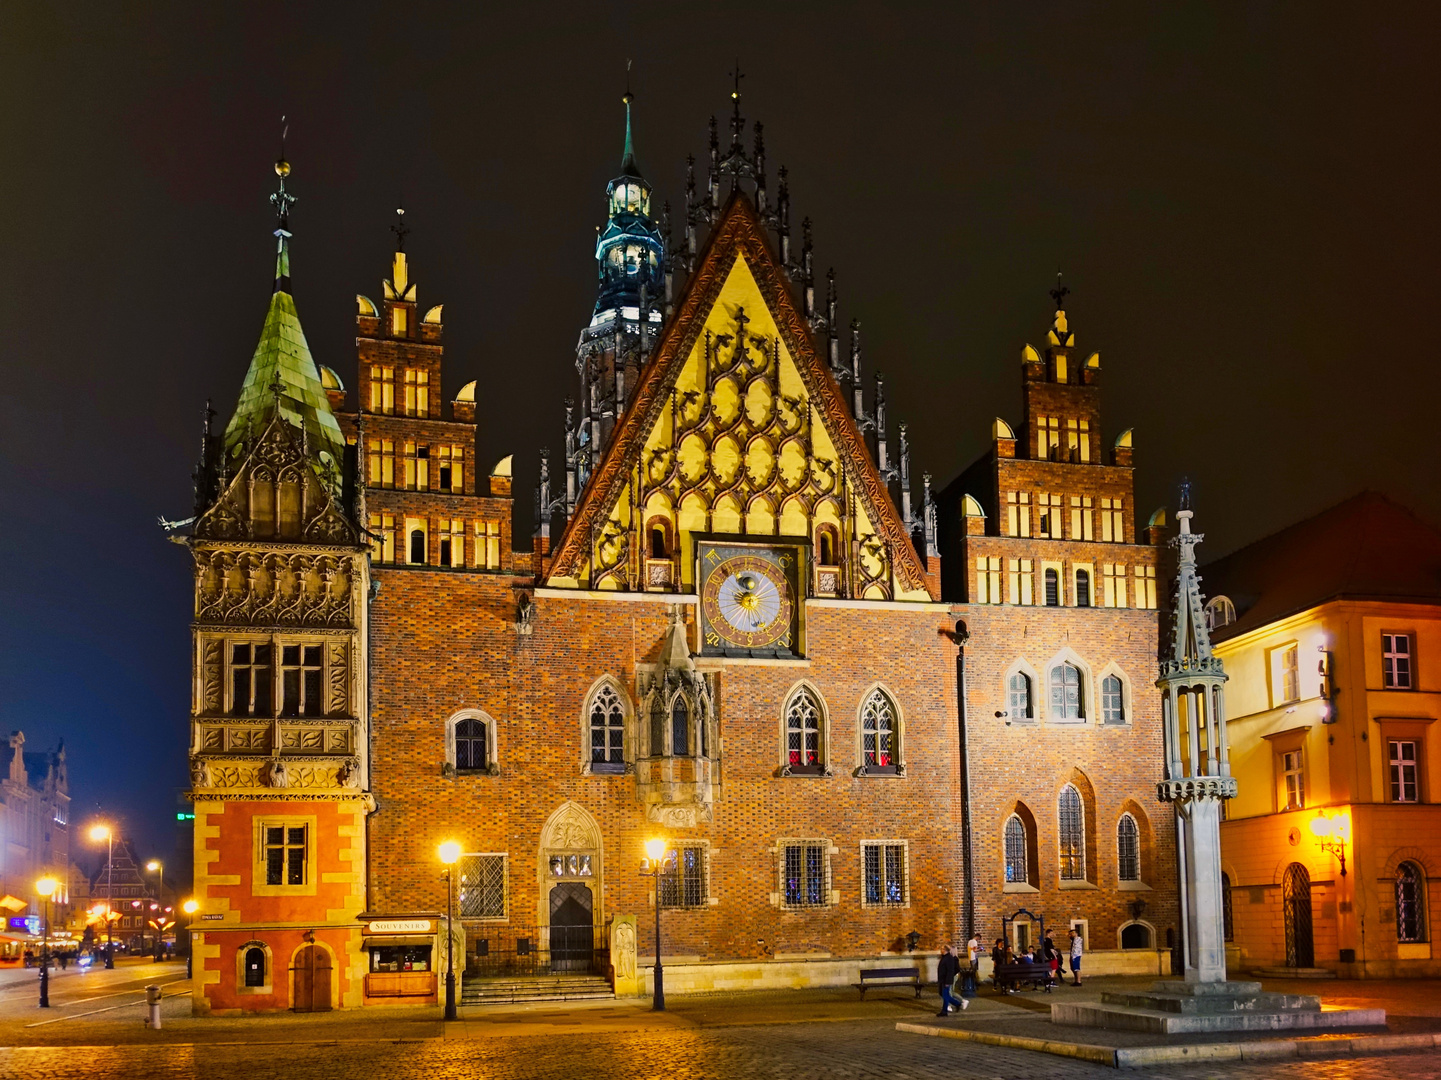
[461, 975, 614, 1005]
[1101, 990, 1321, 1015]
[1252, 966, 1337, 979]
[1052, 1001, 1386, 1035]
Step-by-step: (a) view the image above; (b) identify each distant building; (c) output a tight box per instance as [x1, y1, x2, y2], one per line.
[0, 733, 71, 948]
[1210, 493, 1441, 977]
[91, 838, 160, 955]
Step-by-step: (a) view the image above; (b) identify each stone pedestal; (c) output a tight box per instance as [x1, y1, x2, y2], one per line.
[1052, 979, 1385, 1035]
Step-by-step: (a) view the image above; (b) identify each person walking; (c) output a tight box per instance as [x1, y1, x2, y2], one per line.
[1068, 927, 1084, 986]
[936, 944, 968, 1015]
[1043, 934, 1059, 987]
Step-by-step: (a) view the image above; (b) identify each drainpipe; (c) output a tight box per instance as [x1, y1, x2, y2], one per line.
[953, 619, 974, 942]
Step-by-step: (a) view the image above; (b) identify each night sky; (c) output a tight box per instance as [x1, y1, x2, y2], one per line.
[3, 3, 1438, 859]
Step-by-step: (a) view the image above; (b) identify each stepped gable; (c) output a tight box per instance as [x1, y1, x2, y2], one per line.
[546, 188, 931, 596]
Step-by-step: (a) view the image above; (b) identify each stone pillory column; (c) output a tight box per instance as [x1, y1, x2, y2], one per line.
[1155, 485, 1235, 985]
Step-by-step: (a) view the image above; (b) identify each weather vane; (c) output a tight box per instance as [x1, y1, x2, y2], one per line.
[270, 115, 295, 231]
[391, 199, 409, 252]
[1049, 270, 1069, 311]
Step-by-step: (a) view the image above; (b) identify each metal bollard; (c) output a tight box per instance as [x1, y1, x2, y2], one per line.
[145, 984, 162, 1029]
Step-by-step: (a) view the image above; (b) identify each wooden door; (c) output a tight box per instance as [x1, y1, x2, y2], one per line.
[292, 943, 333, 1012]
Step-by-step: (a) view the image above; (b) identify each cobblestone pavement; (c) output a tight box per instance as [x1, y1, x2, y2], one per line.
[1, 1019, 1439, 1080]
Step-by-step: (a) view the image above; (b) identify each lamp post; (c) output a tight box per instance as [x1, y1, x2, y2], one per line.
[438, 841, 461, 1021]
[182, 900, 198, 979]
[146, 861, 164, 957]
[1310, 811, 1350, 877]
[89, 824, 114, 969]
[36, 876, 59, 1008]
[640, 838, 676, 1012]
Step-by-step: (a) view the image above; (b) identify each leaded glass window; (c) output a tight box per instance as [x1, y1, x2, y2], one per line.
[1050, 663, 1083, 720]
[455, 717, 488, 772]
[659, 846, 706, 908]
[785, 688, 822, 773]
[1004, 815, 1028, 884]
[1009, 673, 1033, 720]
[861, 690, 898, 772]
[458, 854, 506, 919]
[1059, 785, 1085, 881]
[1101, 675, 1125, 724]
[589, 685, 626, 771]
[1117, 814, 1140, 881]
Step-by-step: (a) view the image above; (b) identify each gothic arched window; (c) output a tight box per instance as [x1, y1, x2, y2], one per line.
[588, 685, 626, 773]
[1117, 813, 1140, 881]
[861, 690, 899, 773]
[785, 688, 823, 774]
[1101, 675, 1125, 724]
[455, 717, 489, 772]
[1050, 663, 1084, 721]
[1009, 672, 1033, 720]
[1075, 569, 1092, 608]
[1004, 815, 1028, 884]
[1044, 568, 1060, 606]
[1397, 861, 1426, 943]
[671, 697, 689, 757]
[1058, 784, 1086, 881]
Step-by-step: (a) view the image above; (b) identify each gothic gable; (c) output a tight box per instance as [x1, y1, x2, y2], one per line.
[194, 412, 358, 546]
[546, 193, 932, 599]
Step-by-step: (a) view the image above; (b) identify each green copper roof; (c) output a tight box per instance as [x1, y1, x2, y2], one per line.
[222, 236, 347, 475]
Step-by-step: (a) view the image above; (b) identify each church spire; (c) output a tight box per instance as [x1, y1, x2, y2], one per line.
[221, 140, 347, 485]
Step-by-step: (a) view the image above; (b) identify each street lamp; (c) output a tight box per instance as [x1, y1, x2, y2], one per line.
[438, 840, 461, 1021]
[1310, 811, 1350, 877]
[182, 900, 199, 979]
[640, 838, 677, 1012]
[89, 824, 114, 969]
[35, 876, 58, 1008]
[146, 861, 164, 958]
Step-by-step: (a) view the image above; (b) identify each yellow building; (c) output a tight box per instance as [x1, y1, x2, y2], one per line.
[1208, 493, 1441, 977]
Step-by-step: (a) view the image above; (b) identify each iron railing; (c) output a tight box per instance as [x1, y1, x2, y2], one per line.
[466, 924, 606, 977]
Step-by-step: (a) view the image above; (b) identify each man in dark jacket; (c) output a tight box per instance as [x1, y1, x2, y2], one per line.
[936, 944, 967, 1015]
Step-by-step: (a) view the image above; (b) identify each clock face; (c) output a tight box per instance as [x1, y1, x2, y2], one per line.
[697, 540, 803, 657]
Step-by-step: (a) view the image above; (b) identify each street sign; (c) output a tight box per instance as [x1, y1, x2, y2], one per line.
[199, 914, 224, 921]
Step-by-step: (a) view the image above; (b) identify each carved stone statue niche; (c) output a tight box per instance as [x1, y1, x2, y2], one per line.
[633, 608, 718, 825]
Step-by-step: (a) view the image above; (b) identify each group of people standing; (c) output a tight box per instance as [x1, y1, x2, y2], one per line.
[934, 928, 1085, 1015]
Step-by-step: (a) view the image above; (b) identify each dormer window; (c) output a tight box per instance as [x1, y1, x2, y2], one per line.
[1204, 596, 1236, 631]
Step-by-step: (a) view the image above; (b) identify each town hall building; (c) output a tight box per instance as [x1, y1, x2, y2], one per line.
[177, 90, 1178, 1013]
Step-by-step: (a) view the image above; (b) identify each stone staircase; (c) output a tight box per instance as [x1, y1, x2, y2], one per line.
[1052, 980, 1385, 1035]
[460, 973, 615, 1006]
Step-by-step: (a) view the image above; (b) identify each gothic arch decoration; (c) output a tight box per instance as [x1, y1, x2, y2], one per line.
[854, 683, 905, 777]
[536, 801, 605, 931]
[1116, 799, 1154, 886]
[1001, 657, 1040, 722]
[778, 680, 832, 776]
[1042, 646, 1096, 723]
[1118, 919, 1156, 950]
[1057, 768, 1099, 884]
[1003, 802, 1039, 890]
[580, 675, 633, 775]
[544, 194, 932, 598]
[443, 708, 499, 777]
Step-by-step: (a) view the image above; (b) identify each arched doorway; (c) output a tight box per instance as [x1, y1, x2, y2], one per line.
[550, 882, 594, 972]
[291, 942, 333, 1012]
[1282, 863, 1314, 968]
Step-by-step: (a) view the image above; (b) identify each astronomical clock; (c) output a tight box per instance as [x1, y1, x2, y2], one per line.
[696, 537, 806, 659]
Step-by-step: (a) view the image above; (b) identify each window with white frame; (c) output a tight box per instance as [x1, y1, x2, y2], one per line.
[862, 841, 907, 906]
[1009, 672, 1034, 720]
[1383, 634, 1413, 689]
[1281, 749, 1304, 810]
[1101, 675, 1125, 724]
[458, 853, 506, 919]
[1117, 814, 1140, 881]
[1038, 493, 1064, 537]
[780, 840, 830, 908]
[1390, 740, 1419, 803]
[1205, 596, 1235, 630]
[1133, 565, 1157, 609]
[262, 822, 307, 886]
[279, 644, 325, 718]
[1050, 663, 1084, 721]
[1044, 567, 1061, 606]
[1102, 564, 1127, 608]
[1075, 568, 1092, 607]
[437, 518, 463, 568]
[659, 845, 707, 908]
[588, 684, 626, 773]
[1058, 785, 1086, 881]
[1070, 496, 1094, 540]
[1067, 418, 1091, 463]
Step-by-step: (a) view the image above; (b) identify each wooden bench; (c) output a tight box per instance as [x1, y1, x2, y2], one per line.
[856, 965, 923, 998]
[995, 960, 1054, 992]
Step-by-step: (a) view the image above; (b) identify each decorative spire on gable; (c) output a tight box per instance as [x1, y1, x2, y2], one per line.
[1166, 481, 1216, 670]
[220, 140, 348, 488]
